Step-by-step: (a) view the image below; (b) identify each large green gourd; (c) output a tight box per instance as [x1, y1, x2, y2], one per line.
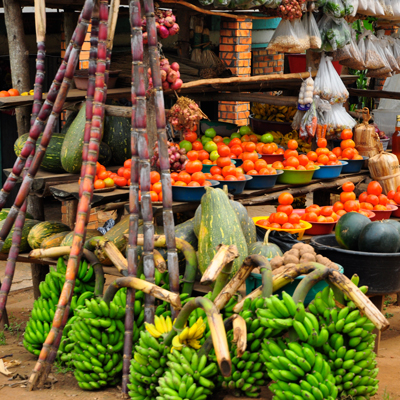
[27, 221, 71, 249]
[198, 187, 248, 276]
[103, 115, 132, 165]
[0, 208, 33, 221]
[60, 104, 87, 173]
[0, 219, 40, 253]
[61, 229, 102, 249]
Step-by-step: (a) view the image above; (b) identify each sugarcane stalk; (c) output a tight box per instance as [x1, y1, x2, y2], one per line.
[103, 276, 181, 309]
[0, 4, 95, 251]
[144, 0, 179, 318]
[200, 244, 239, 286]
[213, 255, 270, 311]
[28, 1, 106, 390]
[232, 314, 247, 357]
[292, 267, 330, 304]
[79, 3, 99, 191]
[163, 297, 231, 377]
[0, 6, 90, 212]
[83, 249, 105, 297]
[328, 269, 390, 331]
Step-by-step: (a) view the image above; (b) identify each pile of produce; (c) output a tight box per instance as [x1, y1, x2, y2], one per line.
[332, 129, 363, 161]
[251, 103, 297, 123]
[0, 88, 20, 97]
[336, 211, 400, 253]
[151, 141, 188, 173]
[147, 58, 183, 91]
[306, 136, 343, 166]
[142, 8, 179, 42]
[171, 170, 213, 187]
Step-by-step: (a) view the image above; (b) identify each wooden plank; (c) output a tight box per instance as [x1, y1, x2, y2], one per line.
[187, 93, 298, 106]
[349, 88, 400, 100]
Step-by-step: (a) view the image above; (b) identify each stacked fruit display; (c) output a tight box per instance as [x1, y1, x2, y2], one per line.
[23, 258, 97, 356]
[171, 170, 212, 187]
[147, 58, 182, 91]
[333, 129, 363, 161]
[167, 96, 203, 132]
[141, 8, 179, 42]
[306, 137, 342, 166]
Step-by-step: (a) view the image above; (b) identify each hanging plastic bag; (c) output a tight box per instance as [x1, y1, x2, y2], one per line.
[338, 29, 365, 70]
[384, 0, 395, 16]
[324, 104, 357, 139]
[363, 32, 386, 70]
[393, 0, 400, 16]
[299, 102, 318, 141]
[314, 53, 349, 104]
[393, 37, 400, 65]
[198, 0, 214, 5]
[323, 0, 346, 17]
[315, 0, 327, 6]
[379, 32, 400, 72]
[268, 19, 309, 53]
[302, 11, 322, 49]
[213, 0, 231, 6]
[298, 70, 314, 110]
[358, 0, 376, 15]
[366, 34, 392, 77]
[343, 0, 359, 15]
[375, 0, 386, 15]
[318, 15, 351, 52]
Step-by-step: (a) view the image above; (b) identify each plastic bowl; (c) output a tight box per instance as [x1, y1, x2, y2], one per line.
[211, 175, 252, 195]
[312, 161, 348, 180]
[245, 170, 283, 190]
[172, 180, 219, 202]
[253, 216, 312, 240]
[276, 167, 319, 185]
[200, 120, 238, 137]
[202, 159, 236, 174]
[391, 205, 400, 218]
[234, 159, 243, 168]
[341, 156, 369, 174]
[362, 204, 398, 221]
[246, 264, 344, 305]
[259, 153, 284, 164]
[305, 221, 336, 236]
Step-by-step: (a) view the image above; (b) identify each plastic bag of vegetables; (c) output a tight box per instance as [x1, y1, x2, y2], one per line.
[198, 0, 213, 5]
[302, 11, 322, 49]
[393, 0, 400, 17]
[213, 0, 231, 7]
[268, 19, 309, 53]
[384, 0, 394, 16]
[318, 14, 351, 52]
[324, 103, 356, 139]
[342, 0, 358, 15]
[366, 34, 393, 78]
[323, 0, 346, 17]
[335, 28, 365, 70]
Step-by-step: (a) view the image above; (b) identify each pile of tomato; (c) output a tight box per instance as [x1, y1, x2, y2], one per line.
[304, 137, 342, 166]
[302, 204, 339, 223]
[237, 158, 277, 177]
[93, 162, 117, 189]
[257, 193, 308, 230]
[331, 129, 363, 161]
[0, 88, 20, 97]
[171, 170, 212, 187]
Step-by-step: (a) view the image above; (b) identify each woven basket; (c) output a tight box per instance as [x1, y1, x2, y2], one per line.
[368, 151, 400, 194]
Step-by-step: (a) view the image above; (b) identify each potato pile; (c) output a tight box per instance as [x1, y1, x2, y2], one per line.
[270, 242, 339, 271]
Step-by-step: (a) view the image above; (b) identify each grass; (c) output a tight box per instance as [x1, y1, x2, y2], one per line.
[3, 313, 24, 340]
[0, 330, 6, 345]
[53, 360, 74, 374]
[384, 296, 393, 306]
[383, 387, 393, 400]
[384, 312, 394, 319]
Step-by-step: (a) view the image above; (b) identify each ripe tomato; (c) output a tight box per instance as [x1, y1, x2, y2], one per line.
[98, 170, 109, 180]
[124, 159, 132, 169]
[171, 172, 179, 181]
[392, 191, 400, 205]
[242, 160, 255, 173]
[278, 192, 294, 205]
[319, 206, 333, 216]
[333, 201, 344, 213]
[276, 205, 293, 215]
[366, 194, 379, 206]
[374, 204, 387, 210]
[197, 150, 209, 161]
[317, 138, 328, 148]
[216, 157, 232, 168]
[204, 173, 213, 180]
[332, 147, 342, 158]
[188, 181, 201, 187]
[274, 212, 288, 225]
[212, 174, 224, 181]
[210, 166, 222, 176]
[187, 150, 199, 161]
[153, 181, 162, 193]
[342, 181, 355, 192]
[230, 145, 243, 156]
[287, 140, 298, 150]
[218, 145, 231, 157]
[344, 200, 360, 212]
[178, 171, 191, 184]
[342, 148, 355, 159]
[123, 169, 131, 180]
[114, 176, 127, 187]
[213, 135, 224, 144]
[254, 160, 268, 171]
[118, 167, 125, 177]
[286, 156, 300, 168]
[341, 139, 356, 149]
[150, 171, 160, 184]
[192, 141, 203, 151]
[378, 194, 388, 206]
[358, 191, 368, 202]
[237, 174, 246, 181]
[272, 161, 284, 169]
[245, 142, 256, 152]
[222, 165, 237, 177]
[94, 179, 106, 189]
[8, 88, 19, 96]
[288, 213, 300, 224]
[387, 190, 396, 200]
[360, 202, 373, 210]
[228, 138, 241, 148]
[247, 170, 258, 175]
[185, 160, 203, 174]
[367, 181, 382, 196]
[191, 172, 206, 185]
[307, 151, 318, 162]
[174, 181, 187, 186]
[341, 129, 353, 140]
[184, 131, 197, 143]
[340, 191, 356, 203]
[225, 175, 238, 181]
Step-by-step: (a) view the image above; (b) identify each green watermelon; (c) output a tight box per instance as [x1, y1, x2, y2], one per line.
[103, 115, 131, 165]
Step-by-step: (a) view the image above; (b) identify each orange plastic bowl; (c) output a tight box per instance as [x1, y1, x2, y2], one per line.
[252, 216, 312, 240]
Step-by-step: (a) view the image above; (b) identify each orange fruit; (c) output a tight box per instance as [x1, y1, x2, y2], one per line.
[367, 181, 383, 196]
[317, 138, 327, 148]
[278, 193, 294, 205]
[287, 140, 298, 150]
[341, 139, 356, 149]
[340, 191, 356, 203]
[342, 181, 355, 192]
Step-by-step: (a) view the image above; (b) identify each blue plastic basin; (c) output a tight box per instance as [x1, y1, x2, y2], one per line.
[246, 264, 344, 305]
[245, 170, 283, 190]
[341, 156, 368, 174]
[312, 161, 348, 179]
[212, 175, 252, 195]
[235, 159, 243, 168]
[172, 180, 219, 202]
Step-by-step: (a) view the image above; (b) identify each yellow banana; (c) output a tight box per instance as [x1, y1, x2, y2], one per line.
[154, 316, 164, 334]
[159, 315, 168, 334]
[145, 323, 162, 338]
[187, 322, 199, 339]
[187, 339, 201, 349]
[166, 316, 172, 332]
[193, 323, 206, 339]
[179, 327, 190, 341]
[172, 335, 183, 350]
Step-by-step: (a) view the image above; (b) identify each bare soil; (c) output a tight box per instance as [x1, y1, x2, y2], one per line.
[1, 288, 399, 399]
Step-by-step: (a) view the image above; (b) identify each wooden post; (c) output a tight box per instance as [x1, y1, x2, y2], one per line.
[27, 194, 48, 300]
[64, 199, 78, 230]
[370, 294, 384, 356]
[176, 9, 191, 59]
[3, 0, 31, 136]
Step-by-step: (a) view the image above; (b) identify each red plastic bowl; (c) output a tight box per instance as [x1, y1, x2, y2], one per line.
[362, 204, 397, 221]
[305, 221, 336, 236]
[259, 153, 284, 164]
[391, 204, 400, 218]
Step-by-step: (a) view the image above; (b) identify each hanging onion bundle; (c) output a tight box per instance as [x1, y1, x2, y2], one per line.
[167, 97, 206, 131]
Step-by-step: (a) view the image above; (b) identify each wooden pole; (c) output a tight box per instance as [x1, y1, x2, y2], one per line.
[3, 0, 31, 136]
[176, 8, 191, 59]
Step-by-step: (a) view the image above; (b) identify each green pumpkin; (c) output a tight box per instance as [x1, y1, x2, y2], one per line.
[248, 230, 283, 259]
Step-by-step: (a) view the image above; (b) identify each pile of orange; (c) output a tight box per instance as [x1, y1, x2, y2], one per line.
[0, 88, 19, 97]
[331, 129, 363, 161]
[302, 204, 339, 223]
[93, 162, 116, 190]
[358, 181, 393, 211]
[255, 141, 284, 156]
[306, 137, 342, 166]
[257, 192, 308, 230]
[207, 165, 247, 182]
[171, 170, 212, 187]
[238, 157, 277, 176]
[387, 186, 400, 205]
[186, 149, 236, 171]
[270, 140, 317, 171]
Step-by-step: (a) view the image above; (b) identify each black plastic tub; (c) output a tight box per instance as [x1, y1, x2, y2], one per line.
[311, 234, 400, 295]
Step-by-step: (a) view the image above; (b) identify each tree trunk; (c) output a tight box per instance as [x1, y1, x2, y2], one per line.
[3, 0, 31, 136]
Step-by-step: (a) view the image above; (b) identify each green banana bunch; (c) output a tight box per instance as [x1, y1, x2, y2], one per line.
[128, 330, 170, 399]
[263, 338, 339, 400]
[155, 346, 217, 400]
[65, 294, 126, 390]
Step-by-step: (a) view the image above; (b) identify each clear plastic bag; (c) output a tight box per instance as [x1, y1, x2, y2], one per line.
[213, 0, 231, 6]
[198, 0, 214, 5]
[324, 104, 357, 139]
[315, 0, 327, 6]
[384, 0, 394, 16]
[343, 0, 358, 15]
[318, 15, 351, 52]
[393, 0, 400, 16]
[364, 33, 386, 70]
[299, 102, 318, 141]
[358, 0, 375, 15]
[314, 53, 349, 104]
[324, 0, 346, 17]
[302, 11, 322, 49]
[379, 33, 400, 72]
[376, 0, 386, 15]
[339, 29, 365, 70]
[393, 38, 400, 65]
[366, 35, 392, 77]
[268, 19, 309, 53]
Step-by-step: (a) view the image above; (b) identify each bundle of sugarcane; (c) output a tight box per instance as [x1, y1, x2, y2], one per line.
[191, 20, 203, 63]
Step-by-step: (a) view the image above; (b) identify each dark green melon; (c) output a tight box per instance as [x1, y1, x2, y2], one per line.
[358, 221, 400, 253]
[0, 208, 33, 221]
[99, 142, 113, 167]
[335, 212, 371, 251]
[103, 115, 131, 165]
[61, 110, 79, 133]
[0, 219, 40, 253]
[381, 219, 400, 239]
[248, 229, 282, 258]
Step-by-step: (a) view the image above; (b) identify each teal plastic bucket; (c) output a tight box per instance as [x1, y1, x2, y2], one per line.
[245, 264, 344, 305]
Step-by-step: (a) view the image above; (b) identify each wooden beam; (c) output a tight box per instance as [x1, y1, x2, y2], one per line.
[349, 88, 400, 100]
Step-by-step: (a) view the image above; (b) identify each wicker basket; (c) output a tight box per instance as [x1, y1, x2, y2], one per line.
[368, 151, 400, 194]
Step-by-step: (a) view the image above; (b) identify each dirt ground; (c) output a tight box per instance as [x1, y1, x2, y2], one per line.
[0, 287, 399, 399]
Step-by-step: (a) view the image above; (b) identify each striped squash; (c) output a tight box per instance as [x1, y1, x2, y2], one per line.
[40, 231, 71, 249]
[0, 208, 33, 221]
[61, 229, 102, 249]
[0, 219, 40, 253]
[27, 221, 71, 250]
[198, 187, 248, 276]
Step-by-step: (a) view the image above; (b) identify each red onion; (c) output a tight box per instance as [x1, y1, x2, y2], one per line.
[179, 148, 186, 155]
[171, 62, 180, 72]
[171, 15, 176, 22]
[180, 155, 187, 163]
[164, 16, 174, 28]
[173, 162, 181, 170]
[161, 70, 167, 82]
[158, 25, 169, 39]
[141, 18, 147, 28]
[158, 18, 165, 26]
[182, 160, 188, 169]
[167, 70, 178, 84]
[176, 71, 180, 78]
[171, 79, 183, 90]
[162, 81, 170, 91]
[169, 23, 180, 36]
[165, 9, 173, 16]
